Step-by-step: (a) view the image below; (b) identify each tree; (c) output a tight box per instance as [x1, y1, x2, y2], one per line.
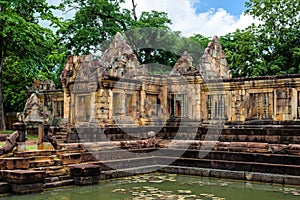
[58, 0, 179, 73]
[220, 26, 267, 77]
[217, 0, 300, 78]
[0, 0, 60, 130]
[58, 0, 133, 55]
[245, 0, 300, 75]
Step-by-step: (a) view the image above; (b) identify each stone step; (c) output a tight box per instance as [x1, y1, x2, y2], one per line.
[82, 148, 158, 162]
[158, 165, 300, 185]
[156, 149, 300, 165]
[29, 160, 56, 168]
[31, 166, 68, 177]
[162, 157, 300, 176]
[98, 165, 161, 180]
[13, 150, 57, 157]
[44, 179, 74, 188]
[56, 143, 87, 151]
[0, 182, 10, 194]
[0, 157, 30, 170]
[163, 140, 300, 155]
[59, 153, 83, 165]
[44, 175, 74, 188]
[84, 156, 157, 171]
[199, 128, 300, 136]
[199, 134, 300, 144]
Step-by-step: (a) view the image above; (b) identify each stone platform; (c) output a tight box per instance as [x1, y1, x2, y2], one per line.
[0, 125, 300, 195]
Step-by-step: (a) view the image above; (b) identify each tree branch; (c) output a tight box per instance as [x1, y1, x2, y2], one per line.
[132, 0, 137, 21]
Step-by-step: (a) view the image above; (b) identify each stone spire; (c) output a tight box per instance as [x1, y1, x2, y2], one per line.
[100, 32, 146, 77]
[171, 51, 196, 75]
[199, 35, 231, 80]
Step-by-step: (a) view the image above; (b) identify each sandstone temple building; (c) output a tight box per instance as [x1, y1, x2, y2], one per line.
[1, 33, 300, 194]
[28, 33, 300, 130]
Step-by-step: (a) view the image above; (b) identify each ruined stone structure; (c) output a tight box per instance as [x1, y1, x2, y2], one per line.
[58, 33, 300, 129]
[27, 80, 64, 123]
[1, 33, 300, 196]
[60, 33, 232, 129]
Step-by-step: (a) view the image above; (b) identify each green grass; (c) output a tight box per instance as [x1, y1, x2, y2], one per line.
[0, 131, 38, 140]
[0, 130, 14, 134]
[26, 133, 38, 140]
[0, 133, 38, 150]
[26, 145, 37, 150]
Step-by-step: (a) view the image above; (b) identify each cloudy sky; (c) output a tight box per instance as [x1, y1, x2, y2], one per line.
[120, 0, 258, 37]
[48, 0, 258, 37]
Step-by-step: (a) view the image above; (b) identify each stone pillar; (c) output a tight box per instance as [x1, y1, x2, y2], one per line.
[132, 91, 137, 119]
[89, 92, 97, 123]
[139, 85, 147, 125]
[140, 86, 146, 118]
[38, 122, 53, 150]
[13, 122, 26, 151]
[70, 85, 75, 126]
[38, 122, 43, 150]
[64, 92, 70, 119]
[161, 85, 168, 118]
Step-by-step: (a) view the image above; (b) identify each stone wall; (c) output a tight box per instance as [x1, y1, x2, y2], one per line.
[203, 75, 300, 123]
[32, 33, 300, 129]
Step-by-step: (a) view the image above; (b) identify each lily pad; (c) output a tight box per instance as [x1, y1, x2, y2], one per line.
[177, 190, 192, 194]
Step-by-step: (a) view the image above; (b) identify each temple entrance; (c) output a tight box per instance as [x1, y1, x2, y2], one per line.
[169, 94, 186, 117]
[175, 100, 181, 116]
[75, 95, 91, 122]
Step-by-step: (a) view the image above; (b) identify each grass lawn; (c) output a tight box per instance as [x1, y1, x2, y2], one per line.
[0, 130, 38, 150]
[0, 130, 14, 135]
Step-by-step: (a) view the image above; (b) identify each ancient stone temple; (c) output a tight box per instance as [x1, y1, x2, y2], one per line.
[16, 32, 300, 133]
[34, 32, 300, 129]
[1, 33, 300, 196]
[59, 33, 233, 129]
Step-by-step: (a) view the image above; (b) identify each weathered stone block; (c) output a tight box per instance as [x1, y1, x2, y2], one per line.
[0, 182, 10, 194]
[4, 170, 46, 184]
[201, 168, 211, 177]
[272, 175, 284, 184]
[0, 158, 30, 170]
[251, 173, 273, 183]
[59, 153, 82, 165]
[74, 176, 99, 185]
[70, 164, 100, 177]
[10, 182, 44, 194]
[284, 176, 300, 185]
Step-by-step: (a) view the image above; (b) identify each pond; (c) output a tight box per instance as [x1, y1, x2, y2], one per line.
[1, 173, 300, 200]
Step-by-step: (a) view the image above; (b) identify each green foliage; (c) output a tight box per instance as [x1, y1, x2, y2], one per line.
[223, 0, 300, 77]
[190, 34, 210, 50]
[58, 0, 133, 55]
[26, 133, 38, 141]
[0, 0, 62, 118]
[124, 28, 206, 74]
[220, 26, 264, 77]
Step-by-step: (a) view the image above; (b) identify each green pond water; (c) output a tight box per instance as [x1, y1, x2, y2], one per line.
[1, 173, 300, 200]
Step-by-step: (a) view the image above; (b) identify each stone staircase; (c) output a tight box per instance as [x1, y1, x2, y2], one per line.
[155, 126, 300, 185]
[1, 124, 300, 194]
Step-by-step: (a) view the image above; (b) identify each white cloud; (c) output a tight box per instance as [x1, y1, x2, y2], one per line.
[46, 0, 259, 37]
[121, 0, 259, 37]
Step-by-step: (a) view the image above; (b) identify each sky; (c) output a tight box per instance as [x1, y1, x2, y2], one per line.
[48, 0, 259, 37]
[120, 0, 259, 37]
